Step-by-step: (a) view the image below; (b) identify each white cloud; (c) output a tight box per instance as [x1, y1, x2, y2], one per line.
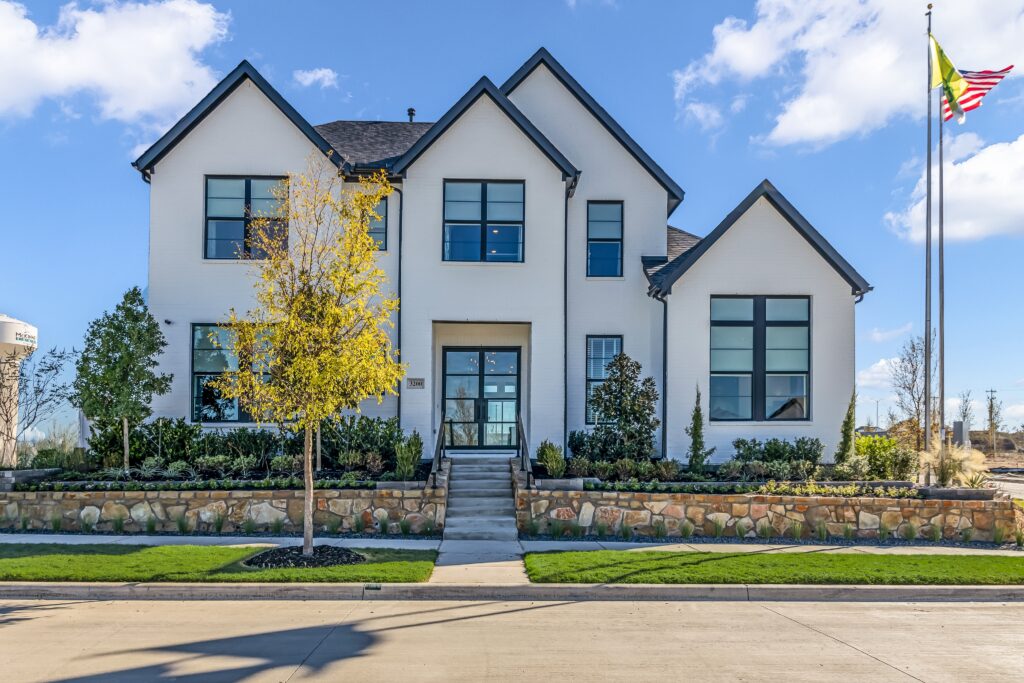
[868, 322, 911, 343]
[857, 357, 894, 390]
[1005, 403, 1024, 425]
[672, 0, 1024, 147]
[0, 0, 228, 132]
[886, 132, 1024, 242]
[293, 67, 338, 90]
[684, 101, 724, 130]
[730, 95, 748, 114]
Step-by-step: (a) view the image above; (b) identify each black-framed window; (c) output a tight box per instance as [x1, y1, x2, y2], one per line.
[709, 296, 810, 422]
[443, 181, 524, 262]
[587, 201, 623, 277]
[205, 176, 287, 260]
[586, 335, 622, 424]
[368, 198, 387, 250]
[191, 324, 247, 422]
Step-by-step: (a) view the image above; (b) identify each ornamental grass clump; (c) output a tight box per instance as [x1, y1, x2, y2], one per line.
[961, 528, 974, 544]
[653, 520, 667, 539]
[815, 521, 828, 542]
[901, 522, 918, 542]
[843, 523, 855, 541]
[50, 515, 62, 532]
[1015, 527, 1024, 549]
[594, 521, 609, 538]
[790, 521, 803, 541]
[549, 519, 566, 538]
[619, 523, 633, 540]
[712, 518, 725, 539]
[175, 514, 190, 534]
[734, 520, 750, 539]
[213, 512, 226, 534]
[112, 515, 125, 534]
[757, 520, 772, 540]
[145, 516, 157, 534]
[242, 518, 257, 534]
[269, 518, 285, 535]
[679, 520, 695, 538]
[326, 517, 342, 534]
[993, 525, 1006, 546]
[353, 516, 366, 534]
[879, 523, 891, 542]
[525, 519, 540, 537]
[399, 518, 412, 536]
[929, 524, 942, 543]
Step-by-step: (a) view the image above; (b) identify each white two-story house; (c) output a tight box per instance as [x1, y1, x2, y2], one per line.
[132, 48, 871, 462]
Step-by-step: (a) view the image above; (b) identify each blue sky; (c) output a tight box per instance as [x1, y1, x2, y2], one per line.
[2, 0, 1023, 430]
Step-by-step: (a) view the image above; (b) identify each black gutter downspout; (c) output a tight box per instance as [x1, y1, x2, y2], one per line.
[658, 294, 668, 460]
[562, 185, 569, 452]
[393, 185, 404, 429]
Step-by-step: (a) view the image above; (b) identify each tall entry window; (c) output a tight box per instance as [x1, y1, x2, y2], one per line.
[204, 177, 287, 259]
[709, 296, 810, 421]
[586, 335, 622, 424]
[587, 201, 623, 277]
[443, 348, 520, 447]
[443, 181, 524, 262]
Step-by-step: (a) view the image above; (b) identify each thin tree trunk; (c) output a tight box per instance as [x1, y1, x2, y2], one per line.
[122, 417, 130, 472]
[303, 424, 314, 556]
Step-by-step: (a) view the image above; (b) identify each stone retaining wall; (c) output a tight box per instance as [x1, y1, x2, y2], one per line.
[0, 462, 448, 535]
[514, 473, 1016, 542]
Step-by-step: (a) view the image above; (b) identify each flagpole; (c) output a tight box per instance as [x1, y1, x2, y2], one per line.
[938, 85, 945, 451]
[924, 4, 933, 454]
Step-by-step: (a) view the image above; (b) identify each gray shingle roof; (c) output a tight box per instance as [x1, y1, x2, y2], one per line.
[314, 120, 434, 170]
[643, 226, 702, 286]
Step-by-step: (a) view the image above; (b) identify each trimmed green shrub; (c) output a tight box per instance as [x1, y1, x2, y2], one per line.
[537, 440, 566, 478]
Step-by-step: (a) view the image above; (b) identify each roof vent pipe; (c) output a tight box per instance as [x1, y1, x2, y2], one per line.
[407, 107, 415, 123]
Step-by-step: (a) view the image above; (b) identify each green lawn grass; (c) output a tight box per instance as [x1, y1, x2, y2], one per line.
[0, 544, 436, 583]
[524, 550, 1024, 585]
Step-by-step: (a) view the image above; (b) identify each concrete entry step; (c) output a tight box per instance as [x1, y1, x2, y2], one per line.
[448, 498, 516, 514]
[447, 487, 515, 499]
[449, 480, 510, 491]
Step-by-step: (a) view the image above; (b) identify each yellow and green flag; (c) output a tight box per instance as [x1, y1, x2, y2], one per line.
[930, 36, 968, 122]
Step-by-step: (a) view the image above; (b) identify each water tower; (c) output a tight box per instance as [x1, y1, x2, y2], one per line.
[0, 314, 38, 468]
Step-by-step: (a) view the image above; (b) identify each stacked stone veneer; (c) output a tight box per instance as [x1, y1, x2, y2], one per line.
[1, 462, 448, 535]
[515, 479, 1016, 542]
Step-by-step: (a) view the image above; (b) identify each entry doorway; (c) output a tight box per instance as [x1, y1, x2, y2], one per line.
[442, 347, 520, 448]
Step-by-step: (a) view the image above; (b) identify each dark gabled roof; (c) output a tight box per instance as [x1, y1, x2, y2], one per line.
[642, 226, 702, 282]
[501, 48, 685, 214]
[391, 77, 579, 180]
[647, 179, 872, 298]
[315, 120, 434, 171]
[133, 60, 341, 178]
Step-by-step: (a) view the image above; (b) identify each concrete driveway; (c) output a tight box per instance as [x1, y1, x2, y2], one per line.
[3, 599, 1022, 681]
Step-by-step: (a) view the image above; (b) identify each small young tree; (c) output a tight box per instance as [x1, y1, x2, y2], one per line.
[0, 347, 74, 468]
[986, 391, 1003, 457]
[835, 392, 856, 464]
[211, 155, 404, 556]
[684, 384, 715, 473]
[590, 353, 660, 460]
[889, 333, 937, 451]
[71, 287, 171, 471]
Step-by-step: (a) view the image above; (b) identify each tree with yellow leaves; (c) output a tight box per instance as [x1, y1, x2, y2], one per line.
[211, 153, 404, 556]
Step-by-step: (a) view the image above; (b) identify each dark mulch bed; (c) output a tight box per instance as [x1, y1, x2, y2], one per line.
[241, 545, 367, 569]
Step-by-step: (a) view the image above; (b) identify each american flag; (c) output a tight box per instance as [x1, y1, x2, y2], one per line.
[942, 66, 1014, 121]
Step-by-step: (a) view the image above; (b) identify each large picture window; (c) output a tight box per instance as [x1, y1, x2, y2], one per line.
[586, 335, 622, 424]
[443, 181, 524, 262]
[587, 201, 623, 277]
[205, 176, 287, 260]
[709, 296, 809, 421]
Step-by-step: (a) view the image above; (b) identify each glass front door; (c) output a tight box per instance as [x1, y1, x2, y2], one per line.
[443, 348, 520, 448]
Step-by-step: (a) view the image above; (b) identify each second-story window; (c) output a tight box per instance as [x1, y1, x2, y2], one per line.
[205, 176, 287, 260]
[443, 181, 524, 262]
[368, 198, 387, 250]
[587, 201, 623, 277]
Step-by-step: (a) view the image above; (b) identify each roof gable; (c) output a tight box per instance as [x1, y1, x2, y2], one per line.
[648, 180, 871, 298]
[391, 77, 578, 180]
[132, 61, 341, 178]
[501, 48, 684, 213]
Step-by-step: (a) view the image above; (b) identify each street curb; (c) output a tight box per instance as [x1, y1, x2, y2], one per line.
[1, 581, 1023, 602]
